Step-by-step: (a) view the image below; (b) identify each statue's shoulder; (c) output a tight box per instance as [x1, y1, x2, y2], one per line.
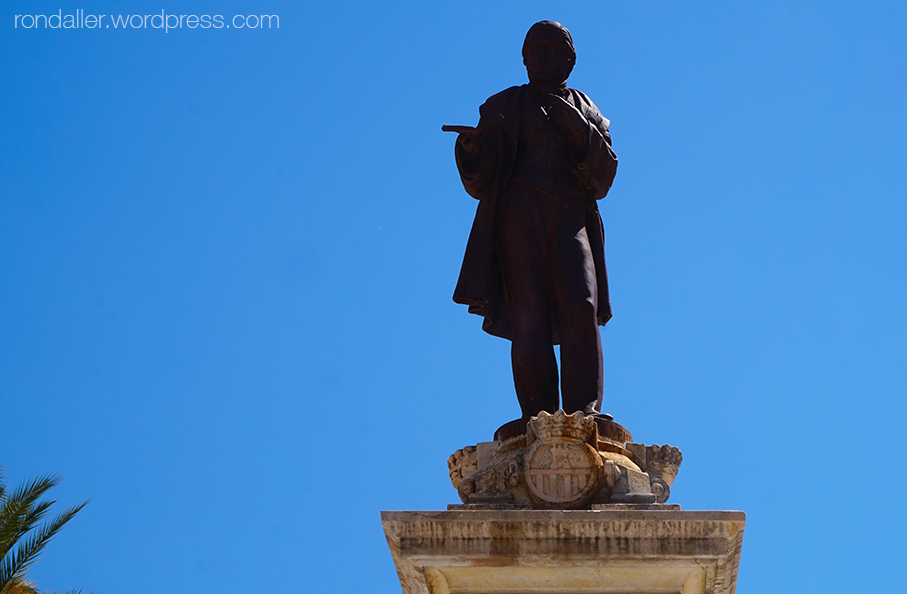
[570, 88, 610, 131]
[480, 85, 524, 114]
[570, 88, 594, 104]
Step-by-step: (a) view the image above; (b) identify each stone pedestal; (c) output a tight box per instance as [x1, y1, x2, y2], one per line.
[382, 509, 745, 594]
[447, 411, 683, 509]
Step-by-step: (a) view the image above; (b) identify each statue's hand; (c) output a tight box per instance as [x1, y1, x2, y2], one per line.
[457, 131, 481, 154]
[547, 94, 589, 136]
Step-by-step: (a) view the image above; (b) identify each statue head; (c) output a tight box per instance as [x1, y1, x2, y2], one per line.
[522, 21, 576, 85]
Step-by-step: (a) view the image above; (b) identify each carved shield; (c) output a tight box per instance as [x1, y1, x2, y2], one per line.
[525, 438, 600, 506]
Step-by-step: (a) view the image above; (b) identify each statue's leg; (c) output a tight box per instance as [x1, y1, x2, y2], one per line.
[509, 310, 559, 418]
[549, 195, 603, 415]
[497, 186, 559, 418]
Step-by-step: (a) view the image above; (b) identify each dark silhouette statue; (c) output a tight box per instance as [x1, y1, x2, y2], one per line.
[447, 21, 618, 426]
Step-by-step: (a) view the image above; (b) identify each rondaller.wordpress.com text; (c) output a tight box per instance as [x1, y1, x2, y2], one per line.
[14, 10, 279, 31]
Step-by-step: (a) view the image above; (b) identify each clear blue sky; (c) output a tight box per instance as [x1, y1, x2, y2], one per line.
[2, 1, 905, 592]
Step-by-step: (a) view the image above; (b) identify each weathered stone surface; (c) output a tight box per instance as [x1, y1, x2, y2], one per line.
[447, 410, 683, 509]
[382, 509, 745, 594]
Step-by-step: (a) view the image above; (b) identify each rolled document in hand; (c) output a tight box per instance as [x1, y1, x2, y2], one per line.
[441, 113, 504, 136]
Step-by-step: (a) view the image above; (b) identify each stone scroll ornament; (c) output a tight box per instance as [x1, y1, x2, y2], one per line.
[448, 411, 682, 509]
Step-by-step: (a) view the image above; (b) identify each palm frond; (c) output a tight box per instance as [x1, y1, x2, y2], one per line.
[0, 476, 61, 560]
[6, 579, 37, 594]
[0, 502, 87, 589]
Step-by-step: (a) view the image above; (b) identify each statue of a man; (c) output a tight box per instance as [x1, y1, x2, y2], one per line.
[452, 21, 618, 423]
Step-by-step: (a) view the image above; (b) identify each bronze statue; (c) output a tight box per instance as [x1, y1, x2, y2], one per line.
[447, 21, 618, 427]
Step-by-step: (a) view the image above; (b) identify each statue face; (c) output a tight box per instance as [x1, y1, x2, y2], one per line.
[523, 33, 572, 85]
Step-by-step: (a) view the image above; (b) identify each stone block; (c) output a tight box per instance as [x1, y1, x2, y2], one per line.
[382, 509, 745, 594]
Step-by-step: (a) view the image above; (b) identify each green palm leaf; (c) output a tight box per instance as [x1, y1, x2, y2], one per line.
[0, 469, 89, 594]
[0, 475, 61, 560]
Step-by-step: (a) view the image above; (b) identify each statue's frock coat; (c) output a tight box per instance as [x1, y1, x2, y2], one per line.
[453, 85, 618, 343]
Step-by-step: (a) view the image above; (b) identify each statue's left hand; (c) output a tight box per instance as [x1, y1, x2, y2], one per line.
[547, 94, 590, 136]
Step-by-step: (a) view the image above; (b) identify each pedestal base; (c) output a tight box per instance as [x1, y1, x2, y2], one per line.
[382, 509, 745, 594]
[448, 411, 683, 509]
